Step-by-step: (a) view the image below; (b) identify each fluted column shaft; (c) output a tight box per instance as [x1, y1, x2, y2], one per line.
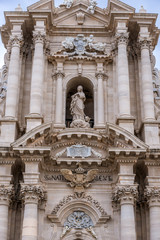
[29, 32, 45, 116]
[96, 72, 105, 126]
[117, 33, 131, 117]
[21, 186, 45, 240]
[54, 71, 64, 125]
[0, 186, 12, 240]
[5, 36, 23, 118]
[140, 39, 155, 120]
[145, 188, 160, 240]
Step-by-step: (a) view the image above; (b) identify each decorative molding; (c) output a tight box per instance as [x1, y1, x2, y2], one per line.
[21, 156, 43, 163]
[52, 70, 65, 79]
[21, 185, 46, 204]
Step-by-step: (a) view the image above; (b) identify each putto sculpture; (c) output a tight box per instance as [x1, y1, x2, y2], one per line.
[87, 0, 97, 14]
[70, 85, 90, 128]
[63, 0, 73, 9]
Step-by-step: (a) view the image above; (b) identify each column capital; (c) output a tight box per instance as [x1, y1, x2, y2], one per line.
[9, 35, 24, 48]
[95, 71, 107, 80]
[116, 32, 129, 45]
[138, 37, 152, 50]
[145, 187, 160, 207]
[33, 31, 46, 44]
[21, 185, 46, 205]
[0, 185, 13, 205]
[52, 70, 65, 79]
[112, 185, 138, 205]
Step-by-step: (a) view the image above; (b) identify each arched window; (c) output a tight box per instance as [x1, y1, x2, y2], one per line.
[66, 77, 94, 128]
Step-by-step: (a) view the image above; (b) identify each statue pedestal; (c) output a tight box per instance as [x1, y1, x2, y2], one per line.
[70, 119, 90, 128]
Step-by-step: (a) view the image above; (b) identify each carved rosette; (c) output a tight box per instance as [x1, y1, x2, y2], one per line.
[21, 185, 46, 205]
[0, 185, 13, 205]
[116, 32, 129, 45]
[144, 187, 160, 207]
[138, 37, 152, 50]
[112, 185, 138, 205]
[9, 35, 24, 48]
[33, 31, 46, 45]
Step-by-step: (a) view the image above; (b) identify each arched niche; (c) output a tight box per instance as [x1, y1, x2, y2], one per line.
[65, 76, 94, 128]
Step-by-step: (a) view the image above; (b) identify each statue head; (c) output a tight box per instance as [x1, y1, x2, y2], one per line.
[77, 85, 83, 92]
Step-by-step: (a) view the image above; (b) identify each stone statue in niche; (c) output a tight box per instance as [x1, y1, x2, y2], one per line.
[70, 85, 90, 128]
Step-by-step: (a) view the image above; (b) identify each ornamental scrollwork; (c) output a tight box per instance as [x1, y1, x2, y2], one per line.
[21, 185, 46, 204]
[112, 185, 138, 204]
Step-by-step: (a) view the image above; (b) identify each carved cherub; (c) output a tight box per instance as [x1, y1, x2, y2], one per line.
[61, 163, 98, 196]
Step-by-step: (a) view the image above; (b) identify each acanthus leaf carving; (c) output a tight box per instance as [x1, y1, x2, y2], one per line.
[21, 185, 46, 204]
[112, 185, 138, 204]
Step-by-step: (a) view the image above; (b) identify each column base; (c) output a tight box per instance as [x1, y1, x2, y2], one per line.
[141, 121, 160, 147]
[116, 116, 135, 134]
[25, 114, 43, 132]
[0, 118, 18, 146]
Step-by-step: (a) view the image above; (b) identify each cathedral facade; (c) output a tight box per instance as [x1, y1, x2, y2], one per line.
[0, 0, 160, 239]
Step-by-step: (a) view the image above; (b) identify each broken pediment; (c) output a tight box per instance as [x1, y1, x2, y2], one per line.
[108, 0, 135, 13]
[27, 0, 53, 11]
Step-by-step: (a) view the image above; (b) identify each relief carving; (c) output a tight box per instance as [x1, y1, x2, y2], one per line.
[61, 163, 98, 196]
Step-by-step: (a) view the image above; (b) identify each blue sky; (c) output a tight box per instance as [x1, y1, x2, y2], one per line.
[0, 0, 160, 68]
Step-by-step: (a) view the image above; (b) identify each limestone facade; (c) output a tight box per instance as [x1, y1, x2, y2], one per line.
[0, 0, 160, 239]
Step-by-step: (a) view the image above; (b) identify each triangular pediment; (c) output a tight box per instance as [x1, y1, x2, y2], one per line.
[27, 0, 53, 11]
[53, 2, 108, 28]
[108, 0, 135, 13]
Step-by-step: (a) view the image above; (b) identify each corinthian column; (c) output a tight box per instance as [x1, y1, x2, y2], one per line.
[116, 32, 130, 117]
[95, 72, 105, 127]
[54, 71, 65, 127]
[0, 186, 12, 240]
[113, 185, 138, 240]
[21, 185, 46, 240]
[5, 35, 23, 118]
[145, 187, 160, 240]
[26, 30, 46, 132]
[139, 38, 155, 121]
